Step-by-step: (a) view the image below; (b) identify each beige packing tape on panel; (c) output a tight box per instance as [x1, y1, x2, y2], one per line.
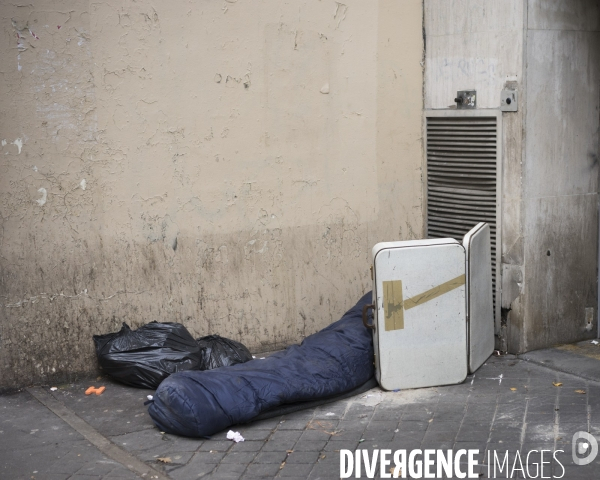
[383, 274, 466, 331]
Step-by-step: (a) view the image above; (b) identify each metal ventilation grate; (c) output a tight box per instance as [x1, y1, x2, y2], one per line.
[425, 114, 500, 322]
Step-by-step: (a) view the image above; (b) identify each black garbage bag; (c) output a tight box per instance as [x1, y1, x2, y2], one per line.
[93, 322, 202, 389]
[196, 335, 253, 370]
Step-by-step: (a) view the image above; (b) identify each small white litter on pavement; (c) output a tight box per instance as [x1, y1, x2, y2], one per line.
[147, 395, 153, 401]
[357, 391, 384, 407]
[325, 412, 336, 416]
[592, 340, 599, 345]
[50, 387, 57, 391]
[227, 430, 244, 443]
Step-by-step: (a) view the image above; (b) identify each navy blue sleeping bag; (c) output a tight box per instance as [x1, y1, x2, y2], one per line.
[148, 292, 374, 437]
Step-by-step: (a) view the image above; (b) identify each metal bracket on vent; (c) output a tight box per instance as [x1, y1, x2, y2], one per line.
[455, 90, 476, 109]
[500, 89, 518, 111]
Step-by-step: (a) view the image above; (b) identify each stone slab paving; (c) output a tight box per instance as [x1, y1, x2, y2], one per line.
[521, 340, 600, 384]
[2, 353, 600, 479]
[0, 391, 139, 480]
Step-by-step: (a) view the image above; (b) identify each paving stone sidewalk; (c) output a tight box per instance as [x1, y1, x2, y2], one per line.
[2, 350, 600, 480]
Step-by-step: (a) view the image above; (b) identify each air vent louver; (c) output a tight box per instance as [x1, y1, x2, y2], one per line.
[426, 115, 500, 323]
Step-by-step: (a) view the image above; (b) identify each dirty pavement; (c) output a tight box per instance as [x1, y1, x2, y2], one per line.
[3, 342, 600, 480]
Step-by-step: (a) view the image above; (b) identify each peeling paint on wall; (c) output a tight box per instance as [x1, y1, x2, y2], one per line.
[334, 2, 348, 28]
[35, 188, 47, 206]
[11, 138, 23, 154]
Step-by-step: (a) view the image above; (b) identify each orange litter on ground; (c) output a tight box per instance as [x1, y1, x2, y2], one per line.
[85, 386, 105, 395]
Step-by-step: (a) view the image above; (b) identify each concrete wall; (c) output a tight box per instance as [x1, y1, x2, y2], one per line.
[0, 0, 425, 390]
[424, 0, 526, 349]
[424, 0, 525, 110]
[425, 0, 600, 353]
[518, 0, 600, 351]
